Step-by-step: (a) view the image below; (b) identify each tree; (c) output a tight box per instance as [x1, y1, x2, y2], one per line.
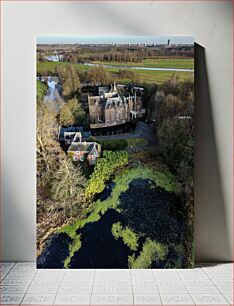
[60, 98, 86, 126]
[51, 159, 87, 211]
[86, 66, 112, 85]
[55, 65, 81, 97]
[160, 74, 180, 96]
[156, 94, 183, 125]
[158, 117, 194, 184]
[37, 102, 64, 189]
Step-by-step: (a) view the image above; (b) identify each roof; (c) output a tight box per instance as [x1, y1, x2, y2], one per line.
[68, 142, 100, 154]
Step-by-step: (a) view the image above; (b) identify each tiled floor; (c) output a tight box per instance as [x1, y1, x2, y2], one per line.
[0, 262, 233, 305]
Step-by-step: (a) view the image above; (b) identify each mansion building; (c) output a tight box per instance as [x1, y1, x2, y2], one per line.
[88, 83, 145, 129]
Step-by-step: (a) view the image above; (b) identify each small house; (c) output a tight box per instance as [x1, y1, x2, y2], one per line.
[67, 132, 101, 165]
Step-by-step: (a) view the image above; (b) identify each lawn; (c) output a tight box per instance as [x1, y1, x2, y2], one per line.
[36, 80, 47, 99]
[93, 58, 194, 70]
[37, 61, 86, 75]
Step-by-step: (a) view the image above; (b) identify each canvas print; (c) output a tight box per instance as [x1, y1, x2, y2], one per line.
[36, 36, 194, 269]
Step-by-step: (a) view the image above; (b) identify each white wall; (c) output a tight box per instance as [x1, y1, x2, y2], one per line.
[1, 1, 233, 262]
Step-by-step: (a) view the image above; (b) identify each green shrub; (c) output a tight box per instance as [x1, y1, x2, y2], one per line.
[85, 150, 128, 199]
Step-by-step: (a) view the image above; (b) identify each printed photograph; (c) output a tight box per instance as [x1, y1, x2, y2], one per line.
[36, 36, 194, 269]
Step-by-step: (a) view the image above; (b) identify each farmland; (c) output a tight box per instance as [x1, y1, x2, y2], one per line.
[37, 61, 193, 85]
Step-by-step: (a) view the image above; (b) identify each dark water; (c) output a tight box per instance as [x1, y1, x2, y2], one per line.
[119, 179, 182, 244]
[99, 181, 115, 201]
[37, 179, 184, 269]
[37, 233, 72, 269]
[70, 209, 131, 268]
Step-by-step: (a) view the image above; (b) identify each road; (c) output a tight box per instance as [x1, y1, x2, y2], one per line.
[95, 122, 158, 148]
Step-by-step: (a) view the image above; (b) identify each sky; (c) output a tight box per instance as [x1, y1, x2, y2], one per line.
[37, 36, 194, 45]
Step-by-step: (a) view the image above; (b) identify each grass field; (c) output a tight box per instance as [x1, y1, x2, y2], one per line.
[36, 80, 47, 99]
[93, 58, 194, 70]
[37, 61, 193, 86]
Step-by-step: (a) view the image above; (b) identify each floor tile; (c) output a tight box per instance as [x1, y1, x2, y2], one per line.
[186, 285, 219, 293]
[155, 274, 181, 280]
[160, 294, 194, 305]
[95, 273, 130, 279]
[0, 264, 15, 275]
[0, 285, 28, 294]
[133, 285, 158, 294]
[156, 279, 184, 285]
[0, 262, 233, 305]
[63, 272, 94, 279]
[0, 262, 15, 268]
[158, 285, 187, 294]
[54, 294, 91, 305]
[0, 272, 10, 279]
[134, 293, 161, 305]
[4, 272, 35, 280]
[181, 278, 213, 285]
[0, 279, 32, 286]
[21, 293, 56, 305]
[132, 278, 156, 285]
[91, 294, 133, 305]
[92, 285, 132, 294]
[93, 279, 132, 285]
[27, 285, 59, 294]
[34, 274, 64, 280]
[62, 274, 94, 282]
[62, 278, 93, 285]
[211, 279, 233, 285]
[94, 275, 132, 281]
[190, 293, 229, 305]
[0, 294, 24, 305]
[31, 278, 62, 286]
[14, 262, 36, 268]
[96, 269, 130, 274]
[58, 285, 92, 294]
[222, 293, 233, 304]
[132, 271, 154, 277]
[217, 285, 233, 293]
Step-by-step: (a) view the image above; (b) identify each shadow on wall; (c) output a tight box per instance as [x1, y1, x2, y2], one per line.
[2, 166, 36, 261]
[194, 43, 231, 262]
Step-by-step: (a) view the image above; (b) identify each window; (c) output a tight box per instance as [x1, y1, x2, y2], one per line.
[92, 155, 96, 159]
[80, 156, 84, 161]
[73, 156, 79, 161]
